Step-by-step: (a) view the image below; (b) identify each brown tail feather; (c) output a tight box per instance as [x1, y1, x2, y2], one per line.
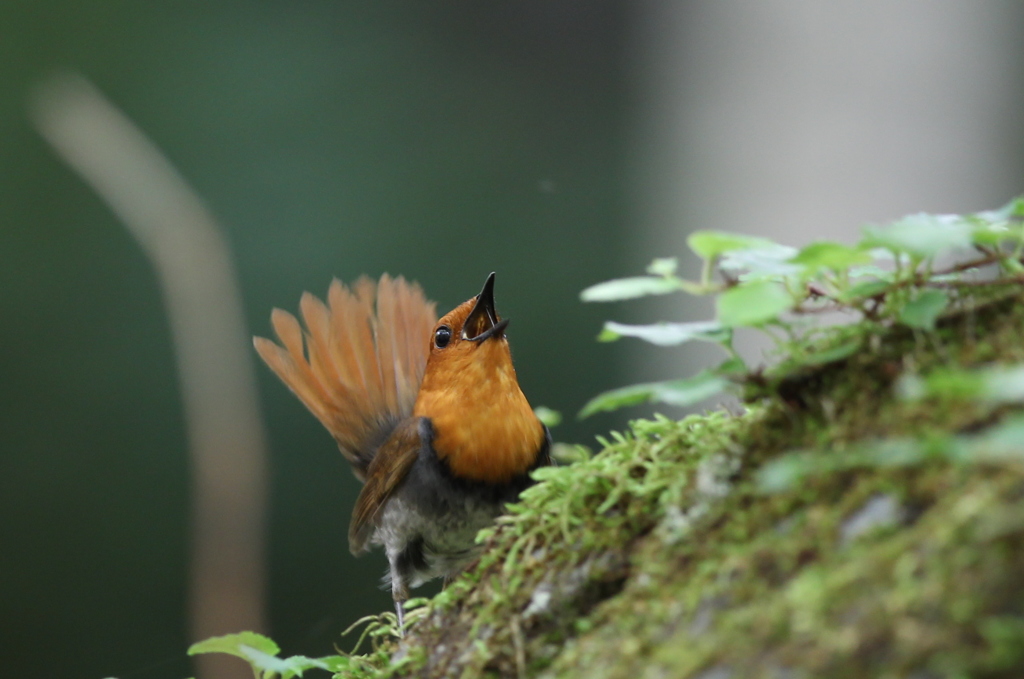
[254, 275, 437, 479]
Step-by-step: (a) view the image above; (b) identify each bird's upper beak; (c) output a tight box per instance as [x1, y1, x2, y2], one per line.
[462, 272, 510, 342]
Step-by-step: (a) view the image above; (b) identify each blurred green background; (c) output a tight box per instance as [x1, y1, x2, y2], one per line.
[1, 3, 633, 678]
[4, 3, 1023, 678]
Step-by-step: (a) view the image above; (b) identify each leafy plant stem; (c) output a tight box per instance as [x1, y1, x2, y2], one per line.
[579, 199, 1024, 415]
[942, 274, 1024, 288]
[759, 323, 788, 348]
[700, 257, 714, 288]
[940, 252, 1002, 274]
[724, 340, 743, 365]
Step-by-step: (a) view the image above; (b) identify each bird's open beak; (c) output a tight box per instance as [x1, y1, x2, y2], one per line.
[463, 272, 509, 342]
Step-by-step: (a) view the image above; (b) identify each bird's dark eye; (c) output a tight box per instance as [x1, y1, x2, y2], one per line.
[434, 325, 452, 348]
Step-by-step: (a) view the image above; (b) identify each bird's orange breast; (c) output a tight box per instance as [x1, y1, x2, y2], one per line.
[413, 339, 543, 484]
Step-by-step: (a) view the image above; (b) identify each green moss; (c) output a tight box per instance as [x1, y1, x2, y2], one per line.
[335, 287, 1024, 679]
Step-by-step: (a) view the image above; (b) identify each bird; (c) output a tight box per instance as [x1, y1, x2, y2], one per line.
[253, 272, 550, 631]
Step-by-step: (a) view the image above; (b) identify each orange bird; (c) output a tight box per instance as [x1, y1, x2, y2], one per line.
[254, 273, 550, 629]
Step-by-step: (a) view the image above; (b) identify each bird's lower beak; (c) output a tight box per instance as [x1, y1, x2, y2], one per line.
[463, 272, 509, 342]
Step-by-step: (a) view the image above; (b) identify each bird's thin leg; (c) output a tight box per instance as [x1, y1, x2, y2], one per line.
[390, 570, 409, 637]
[394, 598, 406, 636]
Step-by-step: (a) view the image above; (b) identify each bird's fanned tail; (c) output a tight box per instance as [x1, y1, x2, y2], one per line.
[254, 274, 437, 480]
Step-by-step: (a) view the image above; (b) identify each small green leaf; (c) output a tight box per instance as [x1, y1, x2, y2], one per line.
[578, 383, 661, 417]
[1008, 196, 1024, 218]
[898, 367, 985, 402]
[318, 655, 352, 672]
[757, 439, 927, 493]
[654, 373, 730, 406]
[968, 415, 1024, 461]
[715, 356, 748, 375]
[790, 241, 871, 272]
[599, 321, 731, 346]
[838, 279, 890, 303]
[901, 364, 1024, 404]
[646, 257, 678, 276]
[239, 646, 331, 679]
[898, 288, 949, 330]
[975, 196, 1024, 222]
[967, 199, 1024, 247]
[188, 632, 280, 659]
[687, 230, 775, 260]
[716, 281, 794, 327]
[970, 226, 1007, 247]
[580, 276, 680, 302]
[970, 220, 1024, 246]
[756, 453, 816, 493]
[861, 214, 973, 259]
[533, 406, 562, 428]
[981, 365, 1024, 403]
[550, 442, 592, 464]
[719, 244, 801, 281]
[797, 339, 862, 367]
[579, 370, 727, 418]
[849, 264, 894, 279]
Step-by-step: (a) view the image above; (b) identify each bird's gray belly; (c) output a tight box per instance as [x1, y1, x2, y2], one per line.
[375, 491, 501, 587]
[368, 430, 540, 590]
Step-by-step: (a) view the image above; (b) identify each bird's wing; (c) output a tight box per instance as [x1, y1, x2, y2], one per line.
[254, 274, 437, 479]
[347, 417, 424, 554]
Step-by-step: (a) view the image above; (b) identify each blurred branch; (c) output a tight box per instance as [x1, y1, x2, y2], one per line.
[30, 73, 267, 679]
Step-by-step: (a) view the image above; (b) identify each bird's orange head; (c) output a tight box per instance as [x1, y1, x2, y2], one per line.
[413, 273, 544, 484]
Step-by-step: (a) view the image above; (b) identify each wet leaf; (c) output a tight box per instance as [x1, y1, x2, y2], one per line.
[720, 243, 801, 281]
[796, 339, 862, 367]
[790, 241, 871, 272]
[900, 364, 1024, 404]
[968, 415, 1024, 461]
[599, 320, 730, 346]
[716, 281, 793, 327]
[188, 632, 280, 659]
[861, 213, 973, 259]
[839, 279, 891, 303]
[687, 230, 775, 260]
[646, 257, 678, 276]
[899, 289, 949, 330]
[238, 646, 332, 679]
[578, 370, 728, 418]
[534, 406, 563, 428]
[580, 276, 680, 302]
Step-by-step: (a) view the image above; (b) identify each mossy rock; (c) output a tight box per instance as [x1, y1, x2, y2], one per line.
[341, 286, 1024, 679]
